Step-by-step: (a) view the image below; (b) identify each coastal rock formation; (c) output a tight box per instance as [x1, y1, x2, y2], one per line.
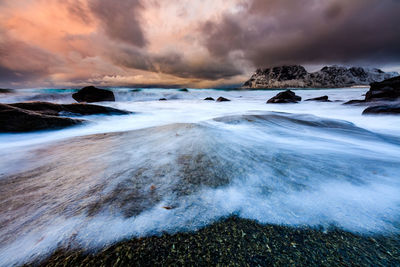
[267, 90, 301, 103]
[363, 104, 400, 115]
[305, 96, 330, 102]
[9, 102, 131, 116]
[0, 102, 131, 132]
[0, 104, 83, 132]
[73, 86, 115, 103]
[204, 97, 215, 101]
[365, 76, 400, 101]
[345, 76, 400, 106]
[242, 65, 398, 89]
[216, 97, 231, 102]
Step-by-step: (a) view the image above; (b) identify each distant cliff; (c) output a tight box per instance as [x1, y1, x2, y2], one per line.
[242, 65, 399, 88]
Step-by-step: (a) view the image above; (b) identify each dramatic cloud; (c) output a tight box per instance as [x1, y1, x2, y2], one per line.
[0, 0, 399, 88]
[202, 0, 400, 68]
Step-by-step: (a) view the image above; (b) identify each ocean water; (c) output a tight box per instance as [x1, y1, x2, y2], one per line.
[0, 88, 400, 266]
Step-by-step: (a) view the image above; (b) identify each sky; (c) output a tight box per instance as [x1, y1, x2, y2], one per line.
[0, 0, 399, 89]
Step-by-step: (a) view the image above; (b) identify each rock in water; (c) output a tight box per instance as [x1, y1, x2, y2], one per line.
[345, 76, 400, 105]
[72, 86, 115, 103]
[0, 104, 83, 132]
[178, 88, 189, 92]
[216, 97, 231, 102]
[305, 96, 330, 102]
[363, 104, 400, 115]
[267, 90, 301, 103]
[204, 97, 215, 101]
[9, 101, 131, 116]
[159, 98, 167, 101]
[365, 76, 400, 101]
[242, 65, 398, 88]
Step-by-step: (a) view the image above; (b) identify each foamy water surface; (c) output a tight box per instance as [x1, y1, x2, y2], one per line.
[0, 88, 400, 266]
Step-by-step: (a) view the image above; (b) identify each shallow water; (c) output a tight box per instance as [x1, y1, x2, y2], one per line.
[1, 88, 400, 266]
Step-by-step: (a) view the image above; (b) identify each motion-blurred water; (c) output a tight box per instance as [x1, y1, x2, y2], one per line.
[1, 88, 400, 266]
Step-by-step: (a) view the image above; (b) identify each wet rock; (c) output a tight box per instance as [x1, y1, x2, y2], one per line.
[72, 86, 115, 103]
[178, 88, 189, 92]
[267, 90, 301, 103]
[204, 97, 215, 101]
[0, 104, 83, 132]
[37, 217, 400, 267]
[159, 98, 167, 101]
[216, 97, 231, 102]
[9, 101, 131, 116]
[343, 99, 366, 105]
[362, 104, 400, 115]
[0, 88, 13, 94]
[365, 76, 400, 101]
[305, 95, 330, 102]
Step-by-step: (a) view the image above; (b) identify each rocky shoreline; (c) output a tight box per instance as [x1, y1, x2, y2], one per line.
[30, 217, 400, 266]
[242, 65, 398, 89]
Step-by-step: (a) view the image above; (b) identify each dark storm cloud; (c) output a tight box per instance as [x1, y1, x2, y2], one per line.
[88, 0, 147, 47]
[202, 0, 400, 68]
[108, 45, 242, 80]
[0, 32, 62, 86]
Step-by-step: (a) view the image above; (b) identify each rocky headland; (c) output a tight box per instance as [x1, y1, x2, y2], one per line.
[242, 65, 398, 89]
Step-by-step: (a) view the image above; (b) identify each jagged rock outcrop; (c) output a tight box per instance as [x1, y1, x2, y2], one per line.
[242, 65, 398, 89]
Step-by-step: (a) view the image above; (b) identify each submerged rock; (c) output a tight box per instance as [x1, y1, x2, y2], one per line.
[305, 95, 330, 102]
[178, 88, 189, 92]
[267, 90, 301, 103]
[9, 101, 131, 116]
[343, 99, 366, 105]
[216, 97, 231, 102]
[72, 86, 115, 103]
[0, 104, 83, 132]
[362, 104, 400, 115]
[204, 97, 215, 101]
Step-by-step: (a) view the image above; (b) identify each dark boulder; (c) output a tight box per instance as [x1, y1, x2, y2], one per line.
[0, 88, 13, 94]
[362, 104, 400, 115]
[216, 97, 231, 102]
[72, 86, 115, 103]
[305, 95, 330, 102]
[159, 98, 167, 101]
[9, 101, 131, 116]
[204, 97, 215, 101]
[365, 76, 400, 101]
[267, 90, 301, 103]
[178, 88, 189, 92]
[345, 76, 400, 105]
[0, 104, 83, 132]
